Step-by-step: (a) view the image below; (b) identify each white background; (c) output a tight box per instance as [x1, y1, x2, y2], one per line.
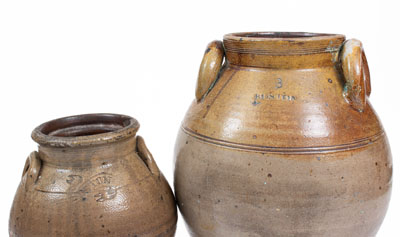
[0, 0, 398, 236]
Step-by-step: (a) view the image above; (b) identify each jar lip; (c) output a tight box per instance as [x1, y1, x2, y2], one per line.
[32, 113, 139, 148]
[224, 32, 345, 42]
[223, 32, 346, 64]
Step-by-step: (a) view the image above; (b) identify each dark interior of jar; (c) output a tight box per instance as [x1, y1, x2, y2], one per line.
[40, 114, 132, 137]
[234, 32, 332, 38]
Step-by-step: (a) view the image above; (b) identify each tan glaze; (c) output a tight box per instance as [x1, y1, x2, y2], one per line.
[10, 114, 177, 237]
[174, 32, 392, 236]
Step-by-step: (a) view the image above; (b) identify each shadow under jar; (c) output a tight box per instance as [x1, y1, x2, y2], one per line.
[10, 113, 177, 237]
[174, 32, 392, 237]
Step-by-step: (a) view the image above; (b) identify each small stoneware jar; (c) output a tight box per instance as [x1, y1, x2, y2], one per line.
[10, 113, 177, 236]
[174, 32, 392, 236]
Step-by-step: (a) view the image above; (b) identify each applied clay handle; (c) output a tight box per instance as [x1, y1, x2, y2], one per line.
[136, 136, 161, 177]
[339, 39, 371, 112]
[195, 40, 225, 101]
[21, 151, 41, 191]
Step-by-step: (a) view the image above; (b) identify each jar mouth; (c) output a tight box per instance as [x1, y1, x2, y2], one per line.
[223, 31, 346, 59]
[32, 113, 139, 147]
[224, 32, 344, 41]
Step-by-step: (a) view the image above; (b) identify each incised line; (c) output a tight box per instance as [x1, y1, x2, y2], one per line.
[182, 126, 385, 154]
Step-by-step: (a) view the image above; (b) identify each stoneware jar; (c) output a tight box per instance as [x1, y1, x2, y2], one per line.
[174, 32, 392, 236]
[10, 113, 177, 236]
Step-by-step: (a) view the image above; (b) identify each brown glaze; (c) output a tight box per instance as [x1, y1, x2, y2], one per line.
[10, 114, 177, 237]
[174, 32, 392, 236]
[195, 40, 224, 101]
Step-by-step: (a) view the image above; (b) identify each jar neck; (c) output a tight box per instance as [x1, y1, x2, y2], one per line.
[223, 32, 345, 69]
[31, 113, 140, 167]
[38, 136, 137, 167]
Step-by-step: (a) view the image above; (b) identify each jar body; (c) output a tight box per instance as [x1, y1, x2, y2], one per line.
[174, 33, 392, 236]
[175, 130, 391, 237]
[9, 114, 177, 237]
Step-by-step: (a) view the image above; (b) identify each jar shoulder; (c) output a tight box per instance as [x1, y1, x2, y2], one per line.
[183, 65, 385, 148]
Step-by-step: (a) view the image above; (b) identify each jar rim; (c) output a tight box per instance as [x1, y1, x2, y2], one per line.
[31, 113, 139, 148]
[224, 32, 345, 42]
[223, 31, 346, 58]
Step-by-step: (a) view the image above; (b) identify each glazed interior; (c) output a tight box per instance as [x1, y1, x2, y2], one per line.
[32, 114, 139, 147]
[41, 114, 131, 137]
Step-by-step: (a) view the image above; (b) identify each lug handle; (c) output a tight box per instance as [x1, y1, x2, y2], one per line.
[339, 39, 371, 112]
[22, 151, 41, 191]
[195, 40, 225, 101]
[136, 136, 161, 177]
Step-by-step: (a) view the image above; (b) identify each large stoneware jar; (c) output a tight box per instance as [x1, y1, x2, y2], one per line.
[174, 32, 392, 236]
[10, 113, 177, 236]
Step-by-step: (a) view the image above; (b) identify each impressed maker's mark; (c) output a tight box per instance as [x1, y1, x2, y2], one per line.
[252, 93, 296, 105]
